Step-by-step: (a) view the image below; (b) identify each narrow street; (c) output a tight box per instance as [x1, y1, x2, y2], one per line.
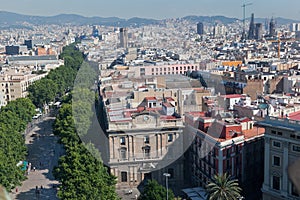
[10, 114, 62, 200]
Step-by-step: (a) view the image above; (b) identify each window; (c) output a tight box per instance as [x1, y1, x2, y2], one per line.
[168, 168, 174, 179]
[226, 159, 231, 169]
[273, 156, 280, 166]
[277, 132, 282, 136]
[292, 183, 300, 196]
[168, 134, 173, 142]
[273, 141, 281, 148]
[121, 172, 127, 182]
[143, 146, 150, 158]
[144, 136, 149, 144]
[227, 148, 231, 157]
[140, 68, 145, 76]
[271, 130, 276, 134]
[120, 147, 127, 160]
[292, 145, 300, 153]
[272, 176, 280, 190]
[291, 134, 296, 138]
[120, 137, 126, 145]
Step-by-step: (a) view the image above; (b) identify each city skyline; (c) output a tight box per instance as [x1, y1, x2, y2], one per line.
[0, 0, 300, 21]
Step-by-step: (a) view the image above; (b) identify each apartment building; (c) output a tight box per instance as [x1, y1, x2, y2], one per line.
[185, 111, 265, 199]
[259, 115, 300, 200]
[0, 72, 47, 107]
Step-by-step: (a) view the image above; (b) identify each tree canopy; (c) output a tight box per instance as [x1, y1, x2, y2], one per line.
[28, 43, 84, 108]
[53, 102, 118, 200]
[0, 98, 36, 191]
[138, 179, 175, 200]
[206, 173, 242, 200]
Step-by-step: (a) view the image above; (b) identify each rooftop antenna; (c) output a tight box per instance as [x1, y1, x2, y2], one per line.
[241, 2, 252, 41]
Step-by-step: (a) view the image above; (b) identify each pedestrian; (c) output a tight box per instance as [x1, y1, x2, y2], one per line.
[15, 187, 18, 193]
[33, 167, 36, 171]
[35, 186, 38, 194]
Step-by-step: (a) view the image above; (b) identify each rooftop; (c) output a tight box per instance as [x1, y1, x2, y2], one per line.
[221, 94, 244, 99]
[288, 110, 300, 121]
[258, 116, 300, 131]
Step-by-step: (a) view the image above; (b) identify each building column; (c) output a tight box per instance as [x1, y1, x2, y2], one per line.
[218, 148, 223, 176]
[128, 136, 131, 160]
[232, 156, 235, 176]
[109, 137, 115, 159]
[263, 137, 270, 190]
[131, 136, 135, 159]
[282, 141, 289, 196]
[160, 134, 163, 156]
[156, 134, 159, 157]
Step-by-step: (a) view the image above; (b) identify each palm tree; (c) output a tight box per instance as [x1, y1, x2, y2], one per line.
[206, 173, 242, 200]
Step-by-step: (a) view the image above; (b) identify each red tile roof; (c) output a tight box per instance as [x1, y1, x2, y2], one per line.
[289, 111, 300, 121]
[221, 94, 243, 99]
[145, 97, 157, 101]
[243, 127, 265, 140]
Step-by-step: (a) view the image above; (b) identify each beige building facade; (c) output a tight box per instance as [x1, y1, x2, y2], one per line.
[259, 116, 300, 200]
[0, 72, 46, 107]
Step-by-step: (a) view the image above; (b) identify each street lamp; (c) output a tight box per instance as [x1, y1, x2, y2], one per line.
[163, 173, 171, 200]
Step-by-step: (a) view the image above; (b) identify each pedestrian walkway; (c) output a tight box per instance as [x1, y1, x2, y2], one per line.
[10, 115, 62, 200]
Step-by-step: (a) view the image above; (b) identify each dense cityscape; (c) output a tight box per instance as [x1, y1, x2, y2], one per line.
[0, 6, 300, 200]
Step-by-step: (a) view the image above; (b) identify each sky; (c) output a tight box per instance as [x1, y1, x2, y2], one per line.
[0, 0, 300, 20]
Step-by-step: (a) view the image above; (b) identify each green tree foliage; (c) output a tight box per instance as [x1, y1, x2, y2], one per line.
[46, 65, 77, 95]
[28, 43, 84, 108]
[139, 180, 175, 200]
[0, 98, 36, 191]
[71, 61, 98, 137]
[53, 103, 118, 200]
[28, 79, 58, 107]
[2, 98, 36, 123]
[60, 44, 84, 70]
[206, 173, 242, 200]
[0, 43, 85, 192]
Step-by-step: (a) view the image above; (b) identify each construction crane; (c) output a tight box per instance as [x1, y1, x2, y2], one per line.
[267, 32, 295, 59]
[241, 2, 252, 41]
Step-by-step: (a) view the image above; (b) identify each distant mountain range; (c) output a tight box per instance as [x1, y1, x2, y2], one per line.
[0, 11, 299, 28]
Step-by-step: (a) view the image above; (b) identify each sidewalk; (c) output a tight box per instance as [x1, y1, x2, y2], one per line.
[10, 115, 62, 200]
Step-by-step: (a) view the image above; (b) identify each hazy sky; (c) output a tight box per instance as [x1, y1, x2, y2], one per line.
[0, 0, 300, 20]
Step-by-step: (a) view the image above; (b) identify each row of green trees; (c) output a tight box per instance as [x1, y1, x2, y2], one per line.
[53, 101, 118, 200]
[29, 44, 119, 199]
[0, 98, 36, 191]
[0, 44, 84, 192]
[28, 44, 83, 108]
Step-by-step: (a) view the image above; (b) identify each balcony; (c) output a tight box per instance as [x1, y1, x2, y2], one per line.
[109, 155, 163, 164]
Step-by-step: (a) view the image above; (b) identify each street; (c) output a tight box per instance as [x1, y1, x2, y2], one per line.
[10, 115, 62, 200]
